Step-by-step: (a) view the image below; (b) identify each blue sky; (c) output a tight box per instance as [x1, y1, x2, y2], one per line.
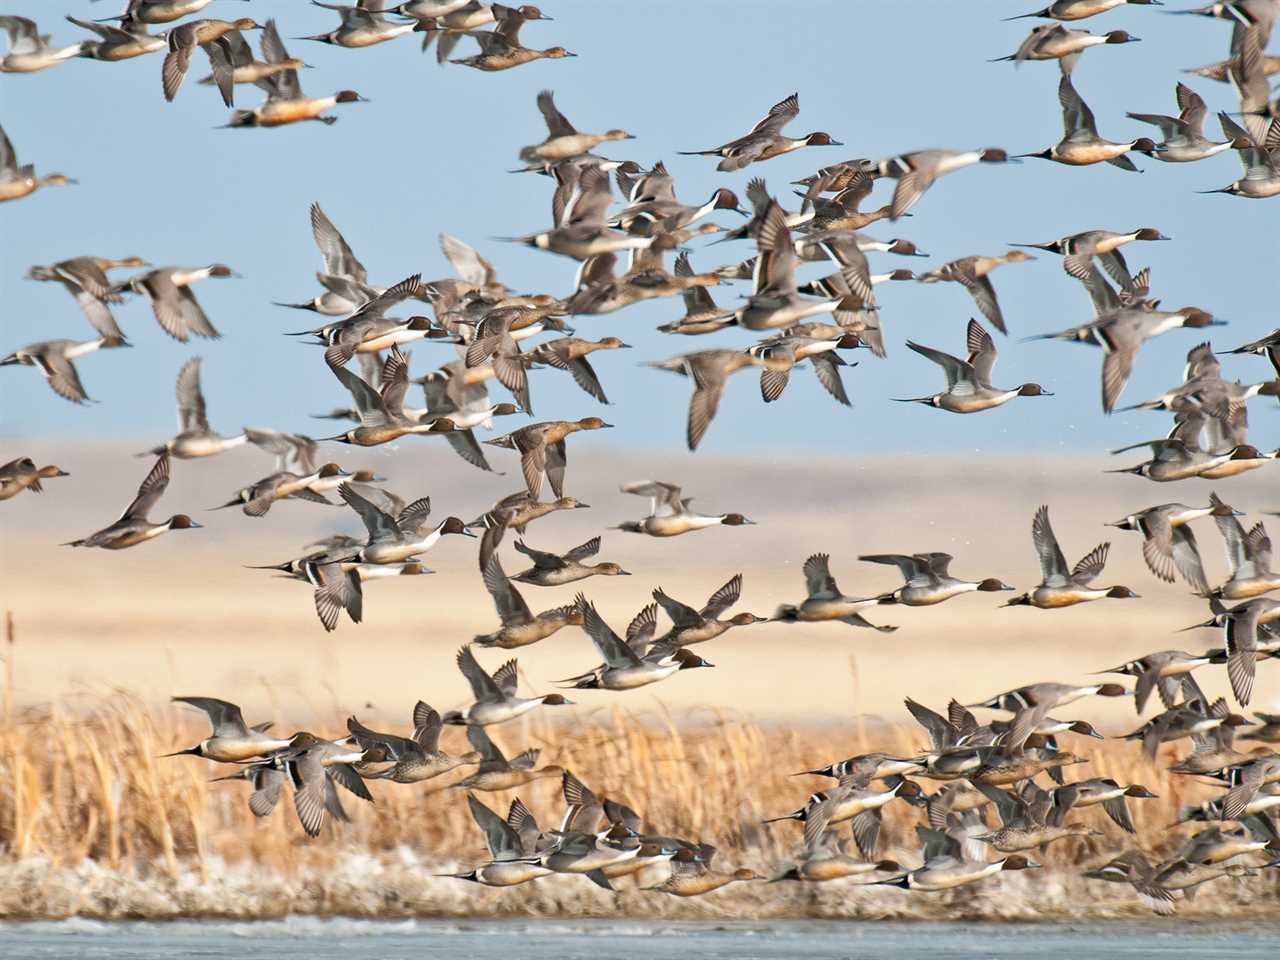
[2, 0, 1274, 456]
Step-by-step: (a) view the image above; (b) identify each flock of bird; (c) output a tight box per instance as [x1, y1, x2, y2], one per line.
[4, 0, 1280, 914]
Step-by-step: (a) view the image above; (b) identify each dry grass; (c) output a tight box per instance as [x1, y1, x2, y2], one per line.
[0, 693, 1275, 920]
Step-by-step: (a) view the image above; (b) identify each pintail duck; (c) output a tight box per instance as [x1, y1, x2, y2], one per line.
[772, 834, 901, 885]
[276, 203, 378, 315]
[1016, 76, 1160, 169]
[747, 333, 852, 406]
[1, 335, 129, 403]
[519, 90, 633, 164]
[443, 645, 573, 725]
[640, 846, 763, 897]
[656, 257, 743, 336]
[652, 575, 767, 646]
[164, 696, 295, 762]
[992, 25, 1140, 73]
[800, 169, 897, 232]
[795, 752, 925, 782]
[524, 336, 630, 404]
[1128, 83, 1235, 161]
[440, 794, 553, 887]
[224, 21, 365, 128]
[229, 732, 376, 838]
[1185, 48, 1280, 82]
[162, 18, 262, 106]
[469, 490, 589, 567]
[511, 537, 629, 586]
[0, 458, 69, 501]
[321, 348, 455, 446]
[679, 93, 840, 172]
[0, 123, 75, 203]
[337, 481, 473, 564]
[143, 358, 247, 458]
[70, 14, 166, 62]
[1046, 778, 1157, 833]
[874, 147, 1008, 219]
[917, 251, 1035, 334]
[1223, 326, 1280, 380]
[861, 550, 1015, 606]
[1099, 650, 1213, 712]
[101, 1, 219, 25]
[302, 1, 414, 48]
[772, 553, 897, 632]
[449, 724, 564, 791]
[418, 362, 519, 471]
[474, 554, 584, 648]
[243, 426, 385, 500]
[896, 319, 1052, 413]
[1027, 303, 1222, 413]
[645, 349, 771, 450]
[345, 703, 481, 783]
[875, 826, 1040, 892]
[972, 782, 1101, 853]
[1013, 226, 1167, 295]
[1205, 112, 1280, 198]
[1106, 408, 1254, 482]
[27, 255, 148, 339]
[1121, 695, 1246, 760]
[199, 18, 308, 87]
[615, 480, 753, 537]
[1176, 824, 1272, 863]
[558, 596, 713, 691]
[1213, 754, 1280, 819]
[124, 264, 236, 341]
[970, 680, 1130, 713]
[1083, 851, 1177, 915]
[0, 16, 86, 73]
[1005, 505, 1138, 608]
[1244, 712, 1280, 743]
[1188, 596, 1280, 705]
[563, 240, 722, 316]
[764, 777, 913, 856]
[1206, 495, 1280, 601]
[444, 8, 573, 70]
[1106, 499, 1238, 593]
[64, 454, 201, 549]
[216, 462, 347, 517]
[483, 417, 613, 499]
[1005, 0, 1163, 20]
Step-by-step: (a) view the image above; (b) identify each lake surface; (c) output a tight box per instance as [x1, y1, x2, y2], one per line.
[2, 918, 1278, 959]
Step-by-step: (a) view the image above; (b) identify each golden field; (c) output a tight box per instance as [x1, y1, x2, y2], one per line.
[0, 442, 1277, 917]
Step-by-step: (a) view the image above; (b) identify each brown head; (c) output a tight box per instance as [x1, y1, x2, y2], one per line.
[980, 148, 1008, 162]
[556, 496, 589, 510]
[1229, 445, 1262, 460]
[540, 693, 574, 706]
[1133, 228, 1169, 241]
[1178, 308, 1220, 328]
[729, 612, 768, 626]
[316, 463, 345, 479]
[492, 402, 521, 416]
[429, 417, 456, 432]
[1017, 383, 1052, 397]
[1256, 380, 1280, 397]
[1096, 683, 1129, 697]
[335, 90, 366, 104]
[283, 58, 308, 71]
[113, 256, 150, 269]
[1130, 137, 1160, 155]
[541, 47, 576, 59]
[350, 470, 385, 482]
[41, 174, 76, 186]
[713, 188, 745, 213]
[1002, 855, 1042, 871]
[38, 465, 70, 478]
[731, 868, 764, 882]
[233, 19, 262, 31]
[977, 578, 1015, 592]
[804, 132, 842, 146]
[1005, 250, 1035, 263]
[440, 516, 474, 537]
[603, 129, 635, 142]
[597, 337, 631, 350]
[1067, 721, 1103, 739]
[517, 5, 551, 18]
[1105, 30, 1140, 44]
[575, 416, 613, 430]
[1208, 497, 1238, 517]
[1125, 784, 1158, 799]
[673, 649, 714, 670]
[101, 335, 132, 350]
[888, 239, 923, 256]
[167, 515, 203, 530]
[1106, 585, 1140, 599]
[208, 264, 236, 278]
[595, 562, 630, 577]
[720, 513, 754, 526]
[887, 268, 915, 281]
